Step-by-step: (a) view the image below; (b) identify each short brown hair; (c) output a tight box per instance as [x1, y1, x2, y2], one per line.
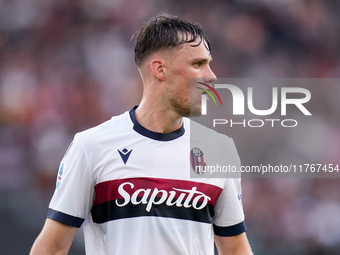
[133, 12, 211, 67]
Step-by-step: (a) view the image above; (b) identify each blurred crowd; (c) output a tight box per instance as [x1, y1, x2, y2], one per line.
[0, 0, 339, 254]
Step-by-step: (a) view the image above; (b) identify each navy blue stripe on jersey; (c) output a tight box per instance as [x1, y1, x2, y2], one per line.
[47, 208, 84, 228]
[91, 200, 215, 224]
[129, 106, 185, 141]
[213, 221, 247, 237]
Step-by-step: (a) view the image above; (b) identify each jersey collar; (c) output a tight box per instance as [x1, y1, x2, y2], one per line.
[129, 106, 185, 141]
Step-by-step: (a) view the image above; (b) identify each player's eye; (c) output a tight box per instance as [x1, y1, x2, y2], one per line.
[194, 62, 202, 68]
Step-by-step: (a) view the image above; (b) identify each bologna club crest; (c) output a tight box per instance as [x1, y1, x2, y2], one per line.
[190, 147, 206, 174]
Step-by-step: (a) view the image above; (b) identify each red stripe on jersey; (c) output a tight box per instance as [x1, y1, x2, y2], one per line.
[93, 177, 222, 206]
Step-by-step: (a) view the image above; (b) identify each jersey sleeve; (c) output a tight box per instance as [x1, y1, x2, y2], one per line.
[48, 133, 94, 228]
[213, 138, 247, 237]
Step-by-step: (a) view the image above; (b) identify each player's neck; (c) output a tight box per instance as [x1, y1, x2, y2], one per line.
[134, 102, 183, 134]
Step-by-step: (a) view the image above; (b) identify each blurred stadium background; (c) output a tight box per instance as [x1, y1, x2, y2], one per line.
[0, 0, 339, 254]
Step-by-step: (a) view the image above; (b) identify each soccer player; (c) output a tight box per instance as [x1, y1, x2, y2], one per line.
[30, 13, 253, 255]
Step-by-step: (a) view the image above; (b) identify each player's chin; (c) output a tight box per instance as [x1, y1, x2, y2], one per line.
[175, 101, 201, 118]
[187, 106, 202, 117]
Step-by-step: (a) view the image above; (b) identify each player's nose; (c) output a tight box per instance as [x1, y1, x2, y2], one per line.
[203, 66, 217, 84]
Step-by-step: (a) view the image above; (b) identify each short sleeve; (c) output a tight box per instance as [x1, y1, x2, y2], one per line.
[213, 178, 246, 236]
[48, 133, 94, 228]
[212, 137, 246, 236]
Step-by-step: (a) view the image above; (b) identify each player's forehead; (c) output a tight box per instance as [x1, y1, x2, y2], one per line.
[173, 40, 212, 61]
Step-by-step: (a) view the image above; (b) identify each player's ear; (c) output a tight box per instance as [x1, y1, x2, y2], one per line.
[150, 58, 166, 81]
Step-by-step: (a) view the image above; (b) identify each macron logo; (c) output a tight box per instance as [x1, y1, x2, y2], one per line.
[118, 148, 133, 164]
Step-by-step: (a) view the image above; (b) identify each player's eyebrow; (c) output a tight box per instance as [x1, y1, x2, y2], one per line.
[191, 57, 213, 63]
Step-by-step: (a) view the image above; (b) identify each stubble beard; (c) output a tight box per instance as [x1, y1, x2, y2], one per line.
[164, 81, 202, 118]
[170, 97, 191, 117]
[169, 96, 202, 118]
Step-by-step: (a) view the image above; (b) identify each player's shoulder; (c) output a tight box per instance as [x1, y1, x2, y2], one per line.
[185, 117, 239, 157]
[185, 118, 234, 144]
[75, 110, 130, 145]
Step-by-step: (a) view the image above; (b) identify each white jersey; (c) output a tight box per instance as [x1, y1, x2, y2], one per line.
[48, 106, 246, 255]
